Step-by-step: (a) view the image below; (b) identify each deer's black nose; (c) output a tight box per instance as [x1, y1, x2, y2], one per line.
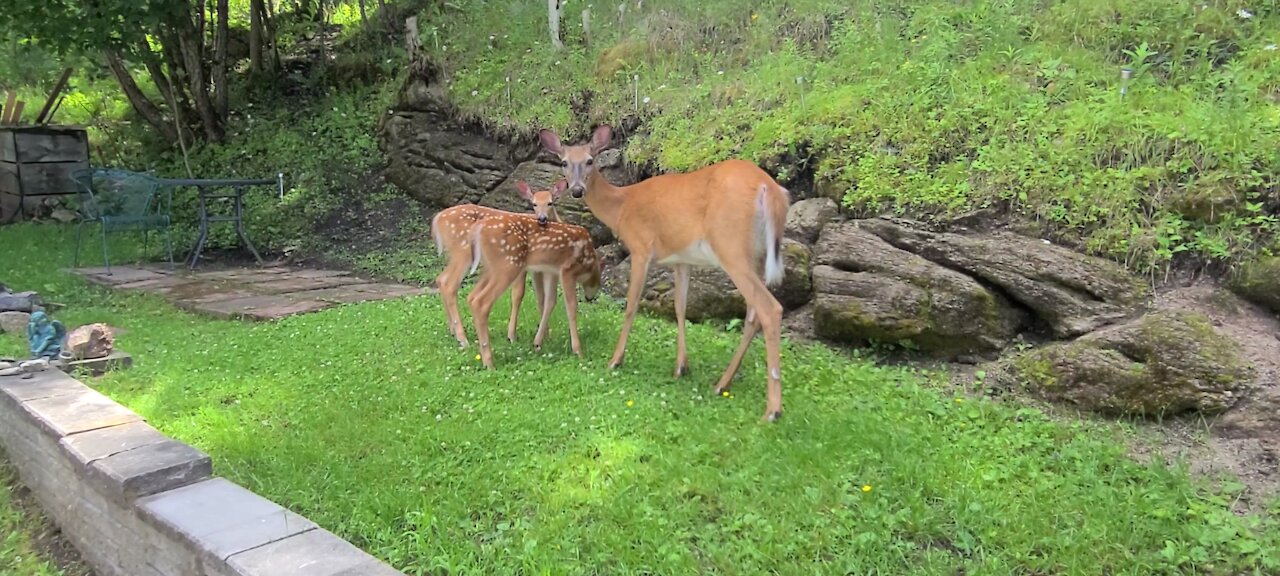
[538, 215, 549, 226]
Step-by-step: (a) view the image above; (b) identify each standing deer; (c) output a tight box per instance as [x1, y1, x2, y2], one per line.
[538, 125, 791, 422]
[431, 181, 567, 348]
[465, 184, 602, 368]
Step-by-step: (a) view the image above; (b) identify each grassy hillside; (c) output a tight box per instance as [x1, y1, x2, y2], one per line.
[7, 1, 1275, 279]
[430, 0, 1280, 274]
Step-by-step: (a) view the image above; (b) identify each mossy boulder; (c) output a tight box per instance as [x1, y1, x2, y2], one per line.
[998, 310, 1253, 416]
[860, 218, 1151, 338]
[811, 222, 1027, 358]
[601, 238, 813, 322]
[1229, 256, 1280, 315]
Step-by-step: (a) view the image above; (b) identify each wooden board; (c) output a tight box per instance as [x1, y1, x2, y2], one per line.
[0, 127, 88, 163]
[0, 160, 88, 195]
[0, 131, 13, 163]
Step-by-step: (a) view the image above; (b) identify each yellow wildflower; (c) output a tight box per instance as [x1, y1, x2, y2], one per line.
[475, 354, 482, 361]
[722, 390, 730, 397]
[626, 400, 634, 407]
[862, 485, 873, 493]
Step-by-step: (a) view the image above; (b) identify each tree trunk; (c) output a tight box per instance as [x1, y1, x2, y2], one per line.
[212, 0, 229, 117]
[548, 0, 563, 49]
[105, 52, 179, 144]
[358, 0, 367, 25]
[177, 28, 224, 141]
[262, 0, 281, 72]
[377, 0, 388, 26]
[250, 0, 263, 72]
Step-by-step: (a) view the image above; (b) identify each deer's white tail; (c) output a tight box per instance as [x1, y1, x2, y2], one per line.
[467, 223, 484, 277]
[759, 184, 786, 288]
[431, 213, 445, 256]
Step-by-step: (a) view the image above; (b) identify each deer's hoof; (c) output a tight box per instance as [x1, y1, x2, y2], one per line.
[674, 363, 691, 378]
[762, 410, 783, 423]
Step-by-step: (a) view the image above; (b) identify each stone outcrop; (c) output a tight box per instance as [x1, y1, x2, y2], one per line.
[1230, 256, 1280, 315]
[995, 310, 1253, 416]
[811, 222, 1026, 357]
[859, 219, 1150, 337]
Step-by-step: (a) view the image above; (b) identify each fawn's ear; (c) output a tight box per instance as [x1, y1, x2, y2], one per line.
[589, 125, 613, 154]
[552, 180, 569, 199]
[515, 180, 533, 201]
[538, 129, 564, 156]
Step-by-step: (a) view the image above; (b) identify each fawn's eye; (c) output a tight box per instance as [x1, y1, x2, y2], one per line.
[585, 158, 594, 166]
[559, 159, 569, 167]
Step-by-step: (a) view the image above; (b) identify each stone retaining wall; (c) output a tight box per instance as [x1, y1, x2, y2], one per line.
[0, 368, 404, 576]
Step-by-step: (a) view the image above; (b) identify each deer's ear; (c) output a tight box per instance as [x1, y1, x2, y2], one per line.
[552, 180, 569, 198]
[515, 180, 533, 201]
[590, 125, 613, 154]
[538, 129, 564, 156]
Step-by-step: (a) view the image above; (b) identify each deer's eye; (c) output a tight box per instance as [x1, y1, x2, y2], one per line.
[585, 158, 594, 166]
[559, 159, 569, 167]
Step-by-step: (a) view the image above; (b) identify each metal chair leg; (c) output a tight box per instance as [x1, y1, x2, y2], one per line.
[100, 224, 112, 275]
[143, 230, 150, 261]
[164, 226, 174, 267]
[73, 221, 83, 268]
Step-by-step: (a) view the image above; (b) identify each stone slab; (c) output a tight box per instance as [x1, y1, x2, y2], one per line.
[225, 528, 401, 576]
[174, 289, 258, 305]
[139, 478, 318, 563]
[78, 267, 169, 286]
[60, 421, 170, 465]
[0, 368, 92, 402]
[288, 283, 427, 304]
[190, 295, 334, 321]
[21, 388, 143, 437]
[249, 275, 367, 295]
[89, 439, 212, 501]
[64, 351, 134, 375]
[288, 269, 351, 279]
[113, 276, 198, 291]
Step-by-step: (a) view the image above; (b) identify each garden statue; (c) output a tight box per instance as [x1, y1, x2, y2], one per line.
[27, 310, 66, 359]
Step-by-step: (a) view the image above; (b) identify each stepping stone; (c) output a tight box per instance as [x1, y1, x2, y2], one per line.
[76, 267, 168, 286]
[114, 276, 199, 292]
[289, 283, 427, 304]
[251, 276, 367, 295]
[191, 295, 333, 321]
[288, 269, 351, 279]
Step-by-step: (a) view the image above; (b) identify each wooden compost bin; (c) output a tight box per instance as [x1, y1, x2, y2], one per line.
[0, 125, 89, 223]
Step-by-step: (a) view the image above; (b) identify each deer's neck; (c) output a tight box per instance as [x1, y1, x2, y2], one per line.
[584, 170, 625, 230]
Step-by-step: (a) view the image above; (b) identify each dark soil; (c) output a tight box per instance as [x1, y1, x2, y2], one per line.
[0, 454, 95, 576]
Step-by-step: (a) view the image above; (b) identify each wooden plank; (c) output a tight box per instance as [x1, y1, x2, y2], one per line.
[14, 130, 88, 163]
[0, 162, 19, 194]
[0, 131, 16, 163]
[35, 67, 74, 125]
[0, 191, 21, 223]
[0, 160, 87, 195]
[2, 92, 14, 123]
[8, 101, 24, 125]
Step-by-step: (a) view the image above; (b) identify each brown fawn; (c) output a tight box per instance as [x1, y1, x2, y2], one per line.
[465, 181, 602, 369]
[431, 181, 566, 348]
[539, 125, 791, 422]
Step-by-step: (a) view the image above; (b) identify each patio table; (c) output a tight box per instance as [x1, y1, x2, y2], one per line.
[157, 175, 283, 269]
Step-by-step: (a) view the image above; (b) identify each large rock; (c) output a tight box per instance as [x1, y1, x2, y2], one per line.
[860, 218, 1149, 337]
[998, 311, 1252, 416]
[811, 222, 1026, 357]
[383, 112, 516, 208]
[1230, 256, 1280, 315]
[785, 198, 839, 244]
[66, 323, 116, 360]
[0, 311, 30, 334]
[478, 159, 615, 247]
[0, 290, 42, 313]
[601, 239, 813, 321]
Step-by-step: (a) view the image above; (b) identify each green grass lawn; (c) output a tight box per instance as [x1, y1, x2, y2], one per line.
[4, 221, 1280, 575]
[0, 458, 81, 576]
